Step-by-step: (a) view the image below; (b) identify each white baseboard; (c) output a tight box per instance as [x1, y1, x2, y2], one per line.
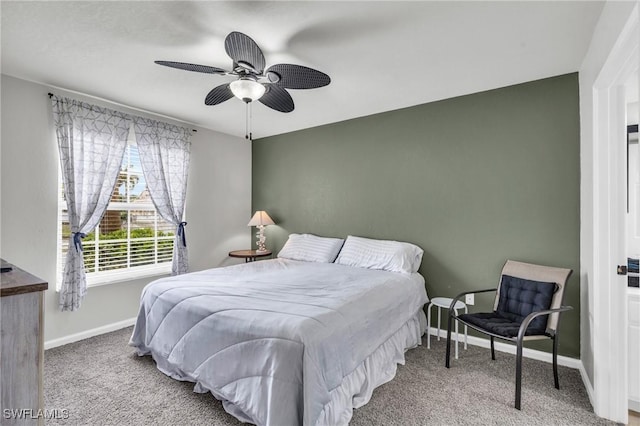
[579, 363, 596, 407]
[46, 321, 583, 367]
[44, 317, 136, 350]
[630, 399, 640, 413]
[427, 328, 582, 369]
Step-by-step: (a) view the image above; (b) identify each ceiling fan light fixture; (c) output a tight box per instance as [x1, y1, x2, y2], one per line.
[230, 78, 265, 103]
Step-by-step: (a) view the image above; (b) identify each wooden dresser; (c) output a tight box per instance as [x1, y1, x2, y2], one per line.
[1, 259, 48, 426]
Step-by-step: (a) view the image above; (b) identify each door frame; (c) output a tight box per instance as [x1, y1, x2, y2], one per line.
[591, 4, 638, 422]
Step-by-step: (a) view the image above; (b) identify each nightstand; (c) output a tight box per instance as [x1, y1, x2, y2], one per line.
[228, 249, 273, 263]
[426, 297, 468, 359]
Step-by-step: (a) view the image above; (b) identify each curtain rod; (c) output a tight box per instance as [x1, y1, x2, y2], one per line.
[47, 92, 197, 132]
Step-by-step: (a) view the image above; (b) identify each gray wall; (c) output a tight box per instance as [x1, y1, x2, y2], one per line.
[0, 75, 252, 343]
[253, 73, 581, 358]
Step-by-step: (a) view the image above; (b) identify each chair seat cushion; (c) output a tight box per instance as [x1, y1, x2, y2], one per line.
[458, 312, 547, 338]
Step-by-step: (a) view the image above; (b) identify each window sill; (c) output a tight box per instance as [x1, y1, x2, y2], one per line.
[85, 264, 172, 288]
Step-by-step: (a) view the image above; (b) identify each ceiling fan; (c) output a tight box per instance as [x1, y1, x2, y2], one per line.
[155, 31, 331, 115]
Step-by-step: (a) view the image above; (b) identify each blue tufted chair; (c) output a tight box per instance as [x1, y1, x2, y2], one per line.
[445, 260, 573, 410]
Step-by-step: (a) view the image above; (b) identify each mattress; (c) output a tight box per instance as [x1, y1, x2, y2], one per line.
[129, 258, 428, 425]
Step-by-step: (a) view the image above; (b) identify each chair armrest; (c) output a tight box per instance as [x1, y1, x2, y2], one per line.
[449, 288, 497, 313]
[516, 306, 573, 342]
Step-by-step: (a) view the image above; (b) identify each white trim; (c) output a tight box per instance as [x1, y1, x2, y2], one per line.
[590, 4, 638, 423]
[48, 320, 584, 368]
[86, 264, 171, 287]
[579, 362, 596, 408]
[427, 328, 581, 369]
[44, 317, 136, 350]
[592, 80, 630, 422]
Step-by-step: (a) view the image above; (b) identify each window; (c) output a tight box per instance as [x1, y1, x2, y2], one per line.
[57, 129, 175, 288]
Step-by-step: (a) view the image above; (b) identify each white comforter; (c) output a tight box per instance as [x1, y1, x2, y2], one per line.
[130, 259, 427, 425]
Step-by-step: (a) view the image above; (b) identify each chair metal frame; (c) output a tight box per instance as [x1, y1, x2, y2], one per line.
[444, 260, 573, 410]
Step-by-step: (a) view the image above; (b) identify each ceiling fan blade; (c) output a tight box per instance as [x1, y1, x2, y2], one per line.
[224, 32, 266, 74]
[266, 64, 331, 89]
[155, 61, 228, 75]
[259, 84, 294, 113]
[205, 84, 234, 105]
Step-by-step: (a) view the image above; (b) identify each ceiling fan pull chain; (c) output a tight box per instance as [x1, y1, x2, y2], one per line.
[249, 102, 253, 141]
[245, 102, 249, 140]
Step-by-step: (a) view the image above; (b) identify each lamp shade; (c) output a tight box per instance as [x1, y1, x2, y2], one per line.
[230, 79, 266, 103]
[247, 211, 275, 227]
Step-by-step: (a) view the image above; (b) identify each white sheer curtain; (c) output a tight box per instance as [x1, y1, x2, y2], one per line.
[52, 96, 131, 311]
[133, 117, 191, 275]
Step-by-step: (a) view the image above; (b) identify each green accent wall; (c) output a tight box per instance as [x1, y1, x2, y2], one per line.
[252, 73, 580, 358]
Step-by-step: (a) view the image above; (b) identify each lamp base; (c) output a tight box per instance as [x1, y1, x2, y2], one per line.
[255, 225, 267, 253]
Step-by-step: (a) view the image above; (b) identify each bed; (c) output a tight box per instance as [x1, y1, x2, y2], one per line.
[130, 235, 428, 426]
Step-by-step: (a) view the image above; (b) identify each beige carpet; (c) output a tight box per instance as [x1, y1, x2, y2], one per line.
[44, 327, 613, 425]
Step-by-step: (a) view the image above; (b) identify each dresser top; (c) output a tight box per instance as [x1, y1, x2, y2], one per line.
[1, 259, 48, 297]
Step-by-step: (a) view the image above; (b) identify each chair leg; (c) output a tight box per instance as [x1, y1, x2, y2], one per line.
[490, 336, 496, 360]
[515, 340, 523, 410]
[553, 336, 560, 389]
[445, 311, 453, 368]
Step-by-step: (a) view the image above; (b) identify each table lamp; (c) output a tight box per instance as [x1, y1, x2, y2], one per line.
[247, 211, 275, 253]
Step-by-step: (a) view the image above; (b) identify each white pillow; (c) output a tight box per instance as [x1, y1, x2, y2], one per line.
[277, 233, 345, 263]
[335, 235, 423, 274]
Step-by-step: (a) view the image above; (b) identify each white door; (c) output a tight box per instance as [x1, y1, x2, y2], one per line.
[626, 92, 640, 259]
[627, 80, 640, 413]
[591, 6, 638, 422]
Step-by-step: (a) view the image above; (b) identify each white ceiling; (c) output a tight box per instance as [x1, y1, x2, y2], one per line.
[1, 1, 604, 139]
